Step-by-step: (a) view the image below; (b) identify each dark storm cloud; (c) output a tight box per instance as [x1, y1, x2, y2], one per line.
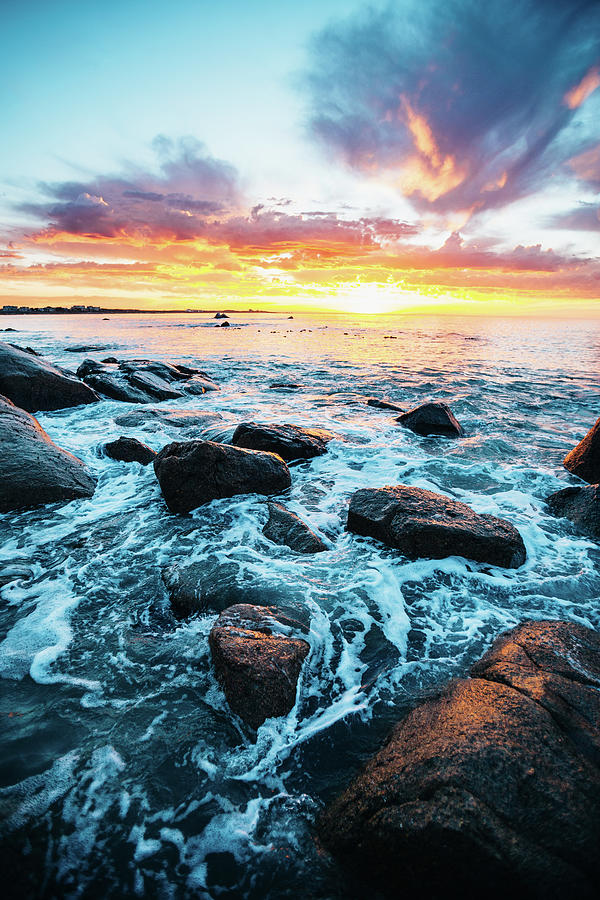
[19, 138, 241, 241]
[304, 0, 600, 215]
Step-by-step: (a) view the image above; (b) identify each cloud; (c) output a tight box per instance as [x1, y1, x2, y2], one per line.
[547, 203, 600, 230]
[18, 137, 241, 243]
[304, 0, 600, 215]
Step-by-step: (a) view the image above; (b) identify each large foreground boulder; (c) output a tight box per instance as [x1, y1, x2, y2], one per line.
[563, 417, 600, 484]
[0, 394, 96, 511]
[0, 341, 99, 412]
[347, 485, 526, 568]
[263, 502, 327, 553]
[104, 436, 156, 465]
[209, 604, 310, 728]
[77, 358, 219, 403]
[547, 484, 600, 539]
[232, 422, 333, 460]
[154, 440, 291, 513]
[396, 401, 463, 437]
[320, 620, 600, 899]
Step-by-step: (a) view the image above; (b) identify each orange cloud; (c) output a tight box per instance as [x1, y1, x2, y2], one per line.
[564, 66, 600, 109]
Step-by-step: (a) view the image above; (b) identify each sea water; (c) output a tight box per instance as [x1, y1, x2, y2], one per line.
[0, 311, 599, 898]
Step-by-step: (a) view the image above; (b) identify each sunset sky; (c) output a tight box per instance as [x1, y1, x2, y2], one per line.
[1, 0, 599, 315]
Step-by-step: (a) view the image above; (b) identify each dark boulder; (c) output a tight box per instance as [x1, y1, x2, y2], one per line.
[64, 345, 107, 352]
[214, 312, 229, 319]
[0, 394, 96, 511]
[396, 401, 463, 437]
[263, 502, 327, 553]
[347, 484, 526, 568]
[77, 357, 219, 403]
[367, 397, 405, 412]
[104, 436, 156, 465]
[0, 341, 99, 412]
[547, 484, 600, 538]
[563, 418, 600, 484]
[154, 439, 291, 513]
[218, 321, 230, 327]
[320, 620, 600, 900]
[232, 422, 333, 461]
[209, 604, 310, 728]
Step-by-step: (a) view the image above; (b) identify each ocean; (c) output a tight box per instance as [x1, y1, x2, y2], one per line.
[1, 311, 599, 898]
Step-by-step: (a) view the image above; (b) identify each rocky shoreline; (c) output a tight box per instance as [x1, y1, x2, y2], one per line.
[1, 336, 599, 895]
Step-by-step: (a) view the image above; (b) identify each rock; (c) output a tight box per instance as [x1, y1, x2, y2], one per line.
[563, 418, 600, 484]
[113, 407, 224, 436]
[396, 401, 464, 437]
[209, 604, 310, 728]
[77, 358, 219, 403]
[288, 316, 294, 319]
[154, 440, 291, 513]
[320, 620, 600, 899]
[104, 436, 156, 465]
[64, 345, 107, 352]
[232, 422, 333, 461]
[347, 484, 526, 568]
[0, 394, 96, 511]
[263, 502, 327, 553]
[0, 341, 99, 412]
[547, 484, 600, 538]
[269, 382, 301, 391]
[214, 312, 229, 319]
[367, 397, 405, 412]
[0, 327, 17, 332]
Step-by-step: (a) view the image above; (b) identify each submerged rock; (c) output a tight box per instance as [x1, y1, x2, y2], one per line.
[563, 418, 600, 484]
[154, 440, 291, 513]
[0, 341, 99, 412]
[77, 357, 219, 403]
[263, 502, 327, 553]
[0, 394, 96, 511]
[113, 407, 223, 432]
[209, 604, 310, 729]
[367, 397, 405, 412]
[547, 484, 600, 538]
[104, 436, 156, 465]
[347, 484, 526, 568]
[320, 620, 600, 900]
[232, 422, 333, 461]
[396, 401, 464, 437]
[162, 556, 312, 624]
[64, 345, 107, 352]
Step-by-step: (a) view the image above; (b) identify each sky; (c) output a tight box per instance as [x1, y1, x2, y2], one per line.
[1, 0, 599, 315]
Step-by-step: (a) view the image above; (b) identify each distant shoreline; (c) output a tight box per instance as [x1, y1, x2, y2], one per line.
[0, 307, 275, 316]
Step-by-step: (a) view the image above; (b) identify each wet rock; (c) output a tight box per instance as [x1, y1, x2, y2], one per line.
[396, 401, 464, 437]
[547, 484, 600, 538]
[367, 397, 405, 412]
[214, 312, 229, 319]
[0, 394, 96, 511]
[162, 557, 312, 625]
[0, 341, 99, 412]
[320, 620, 600, 900]
[104, 436, 156, 465]
[347, 484, 526, 568]
[77, 357, 219, 403]
[232, 422, 333, 461]
[263, 502, 327, 553]
[218, 321, 230, 327]
[64, 345, 107, 352]
[209, 604, 310, 728]
[563, 418, 600, 484]
[154, 440, 291, 513]
[269, 382, 301, 391]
